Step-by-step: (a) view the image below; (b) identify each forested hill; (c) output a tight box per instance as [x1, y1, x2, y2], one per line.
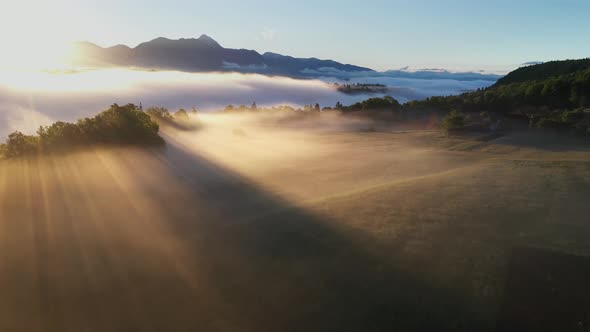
[494, 58, 590, 86]
[405, 59, 590, 134]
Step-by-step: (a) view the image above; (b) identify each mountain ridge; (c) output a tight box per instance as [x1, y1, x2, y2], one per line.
[71, 35, 373, 77]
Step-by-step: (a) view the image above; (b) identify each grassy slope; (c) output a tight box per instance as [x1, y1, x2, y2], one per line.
[0, 123, 589, 331]
[302, 146, 590, 323]
[262, 130, 590, 329]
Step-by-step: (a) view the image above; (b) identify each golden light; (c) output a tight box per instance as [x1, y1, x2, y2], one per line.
[0, 1, 78, 71]
[2, 42, 74, 71]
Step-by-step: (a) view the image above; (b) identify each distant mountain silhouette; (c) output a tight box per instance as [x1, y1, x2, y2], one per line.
[71, 35, 373, 77]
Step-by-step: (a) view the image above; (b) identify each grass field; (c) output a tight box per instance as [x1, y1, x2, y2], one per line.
[1, 115, 589, 331]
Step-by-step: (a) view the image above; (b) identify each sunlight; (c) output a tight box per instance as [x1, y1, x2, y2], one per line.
[0, 1, 589, 330]
[0, 68, 334, 95]
[0, 0, 78, 71]
[0, 68, 139, 92]
[2, 42, 73, 71]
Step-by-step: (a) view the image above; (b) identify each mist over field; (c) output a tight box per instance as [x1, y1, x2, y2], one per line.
[0, 69, 496, 137]
[3, 0, 590, 329]
[341, 76, 496, 98]
[1, 110, 589, 330]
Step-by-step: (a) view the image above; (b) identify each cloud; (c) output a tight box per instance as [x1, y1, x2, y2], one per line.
[0, 70, 374, 137]
[0, 68, 498, 138]
[302, 67, 502, 82]
[259, 28, 277, 41]
[521, 61, 544, 66]
[344, 77, 495, 99]
[0, 102, 53, 136]
[222, 62, 269, 71]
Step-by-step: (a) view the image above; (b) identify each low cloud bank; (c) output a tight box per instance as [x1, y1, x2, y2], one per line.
[0, 69, 498, 138]
[313, 68, 499, 101]
[305, 67, 502, 82]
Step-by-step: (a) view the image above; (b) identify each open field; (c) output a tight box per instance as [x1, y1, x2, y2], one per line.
[1, 115, 589, 331]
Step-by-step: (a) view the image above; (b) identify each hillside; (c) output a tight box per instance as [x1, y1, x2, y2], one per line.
[1, 116, 589, 331]
[405, 59, 590, 134]
[494, 58, 590, 86]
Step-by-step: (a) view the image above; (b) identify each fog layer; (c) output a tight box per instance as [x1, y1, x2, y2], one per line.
[0, 69, 495, 137]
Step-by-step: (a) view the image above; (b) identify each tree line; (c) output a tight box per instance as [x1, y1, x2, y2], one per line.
[0, 104, 188, 159]
[221, 97, 402, 114]
[3, 58, 589, 159]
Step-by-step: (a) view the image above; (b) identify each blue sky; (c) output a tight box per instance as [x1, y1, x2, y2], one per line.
[3, 0, 590, 71]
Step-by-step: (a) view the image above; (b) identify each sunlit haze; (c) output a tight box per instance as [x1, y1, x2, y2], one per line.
[2, 0, 590, 71]
[1, 2, 590, 331]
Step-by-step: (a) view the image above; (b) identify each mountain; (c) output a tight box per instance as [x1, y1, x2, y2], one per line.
[261, 52, 372, 77]
[71, 35, 373, 77]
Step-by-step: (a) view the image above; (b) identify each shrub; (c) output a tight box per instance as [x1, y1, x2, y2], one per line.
[442, 110, 465, 133]
[535, 117, 561, 129]
[561, 108, 585, 124]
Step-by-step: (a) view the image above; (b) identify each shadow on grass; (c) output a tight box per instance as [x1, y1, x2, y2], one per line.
[490, 129, 590, 152]
[150, 141, 491, 331]
[0, 138, 493, 331]
[497, 247, 590, 332]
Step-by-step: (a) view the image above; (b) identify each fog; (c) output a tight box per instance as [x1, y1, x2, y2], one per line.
[0, 106, 589, 330]
[0, 113, 476, 330]
[0, 69, 496, 138]
[345, 77, 494, 98]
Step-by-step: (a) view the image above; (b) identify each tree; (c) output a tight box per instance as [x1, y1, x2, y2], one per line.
[146, 106, 173, 121]
[351, 96, 401, 112]
[442, 110, 465, 134]
[175, 108, 189, 120]
[4, 131, 38, 157]
[37, 121, 81, 149]
[90, 104, 162, 144]
[1, 103, 164, 159]
[524, 83, 543, 104]
[251, 101, 257, 111]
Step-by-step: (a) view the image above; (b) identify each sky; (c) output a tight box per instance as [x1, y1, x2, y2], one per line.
[1, 0, 589, 71]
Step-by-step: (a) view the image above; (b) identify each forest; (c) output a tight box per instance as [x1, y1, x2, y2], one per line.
[403, 59, 590, 133]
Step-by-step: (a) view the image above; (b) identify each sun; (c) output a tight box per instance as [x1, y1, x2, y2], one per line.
[0, 1, 78, 71]
[2, 42, 74, 71]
